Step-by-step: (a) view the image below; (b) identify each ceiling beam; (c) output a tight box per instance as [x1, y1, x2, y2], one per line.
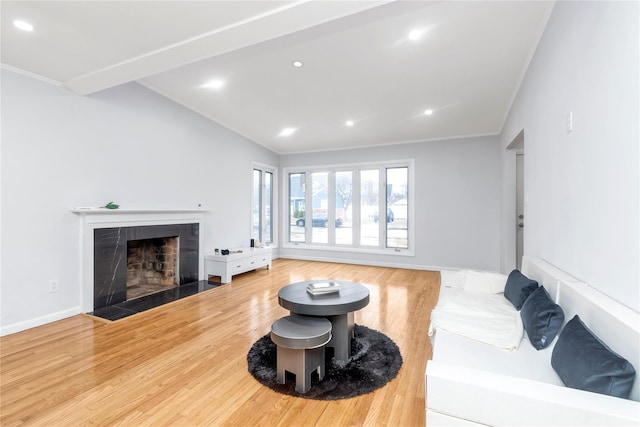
[63, 0, 390, 95]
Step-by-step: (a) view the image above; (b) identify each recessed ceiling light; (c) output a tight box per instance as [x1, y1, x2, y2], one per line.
[13, 20, 34, 32]
[292, 60, 303, 68]
[346, 120, 354, 127]
[279, 127, 296, 137]
[424, 109, 434, 116]
[202, 79, 225, 90]
[408, 29, 423, 41]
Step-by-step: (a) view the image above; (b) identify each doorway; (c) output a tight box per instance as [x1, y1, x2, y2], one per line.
[507, 130, 525, 270]
[516, 153, 524, 270]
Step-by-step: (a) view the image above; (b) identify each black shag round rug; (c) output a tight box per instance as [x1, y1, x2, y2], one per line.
[247, 324, 402, 400]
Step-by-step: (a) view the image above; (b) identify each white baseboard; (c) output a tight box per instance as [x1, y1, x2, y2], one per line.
[278, 253, 448, 272]
[1, 307, 81, 337]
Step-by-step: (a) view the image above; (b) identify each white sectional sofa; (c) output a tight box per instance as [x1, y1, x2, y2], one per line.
[426, 256, 640, 426]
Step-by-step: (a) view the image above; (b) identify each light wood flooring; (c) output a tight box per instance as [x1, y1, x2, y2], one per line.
[1, 259, 441, 426]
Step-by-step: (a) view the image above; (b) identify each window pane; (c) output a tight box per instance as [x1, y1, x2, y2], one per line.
[252, 169, 261, 241]
[386, 167, 408, 248]
[335, 171, 352, 245]
[289, 172, 305, 243]
[265, 171, 273, 243]
[360, 169, 379, 246]
[311, 172, 328, 244]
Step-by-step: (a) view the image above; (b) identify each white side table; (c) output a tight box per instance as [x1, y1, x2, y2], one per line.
[204, 247, 272, 283]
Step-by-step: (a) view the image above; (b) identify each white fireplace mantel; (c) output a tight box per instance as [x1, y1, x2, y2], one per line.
[73, 208, 209, 312]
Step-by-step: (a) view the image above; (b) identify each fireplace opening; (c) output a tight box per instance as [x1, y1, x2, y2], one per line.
[126, 237, 179, 300]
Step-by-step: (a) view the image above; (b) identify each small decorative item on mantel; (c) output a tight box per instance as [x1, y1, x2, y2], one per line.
[101, 201, 120, 209]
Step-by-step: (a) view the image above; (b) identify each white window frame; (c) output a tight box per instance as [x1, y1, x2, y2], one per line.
[282, 159, 414, 256]
[251, 162, 278, 247]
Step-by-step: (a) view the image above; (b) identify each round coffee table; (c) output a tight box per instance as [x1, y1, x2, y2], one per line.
[278, 280, 370, 361]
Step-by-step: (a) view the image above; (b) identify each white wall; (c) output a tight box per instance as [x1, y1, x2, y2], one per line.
[500, 1, 639, 312]
[279, 136, 502, 272]
[0, 70, 278, 334]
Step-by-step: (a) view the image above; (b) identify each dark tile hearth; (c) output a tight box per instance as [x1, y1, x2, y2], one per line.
[89, 280, 224, 321]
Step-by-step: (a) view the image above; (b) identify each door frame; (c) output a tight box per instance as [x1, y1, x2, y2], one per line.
[515, 153, 525, 270]
[507, 130, 525, 270]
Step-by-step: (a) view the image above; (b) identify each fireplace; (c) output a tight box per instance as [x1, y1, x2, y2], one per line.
[73, 209, 207, 313]
[94, 223, 199, 310]
[127, 236, 179, 300]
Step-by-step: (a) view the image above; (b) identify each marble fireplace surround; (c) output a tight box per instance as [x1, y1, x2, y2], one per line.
[73, 209, 207, 312]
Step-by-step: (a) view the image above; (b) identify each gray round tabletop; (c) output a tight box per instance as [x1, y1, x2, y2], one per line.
[278, 280, 370, 316]
[270, 315, 332, 349]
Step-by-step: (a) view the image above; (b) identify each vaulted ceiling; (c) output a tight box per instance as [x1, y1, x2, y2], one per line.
[1, 1, 555, 153]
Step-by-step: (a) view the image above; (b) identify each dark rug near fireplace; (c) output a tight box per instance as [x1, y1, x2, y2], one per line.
[89, 280, 224, 321]
[247, 324, 402, 400]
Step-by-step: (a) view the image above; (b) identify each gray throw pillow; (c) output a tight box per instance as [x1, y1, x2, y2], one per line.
[504, 269, 538, 310]
[520, 286, 564, 350]
[551, 315, 636, 399]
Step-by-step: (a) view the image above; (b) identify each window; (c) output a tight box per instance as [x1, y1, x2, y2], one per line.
[252, 164, 276, 245]
[311, 172, 328, 244]
[386, 167, 408, 249]
[285, 160, 413, 253]
[335, 171, 353, 245]
[264, 171, 273, 243]
[289, 172, 305, 243]
[360, 169, 379, 246]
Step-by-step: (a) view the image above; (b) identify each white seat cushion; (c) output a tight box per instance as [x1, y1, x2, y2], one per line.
[432, 328, 564, 386]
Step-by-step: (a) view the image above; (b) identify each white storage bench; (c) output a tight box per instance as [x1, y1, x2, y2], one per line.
[204, 247, 272, 283]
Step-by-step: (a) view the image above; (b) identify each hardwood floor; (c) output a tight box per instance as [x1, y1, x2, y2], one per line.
[1, 259, 441, 426]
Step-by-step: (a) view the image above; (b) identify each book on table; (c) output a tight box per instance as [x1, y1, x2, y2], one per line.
[306, 281, 340, 295]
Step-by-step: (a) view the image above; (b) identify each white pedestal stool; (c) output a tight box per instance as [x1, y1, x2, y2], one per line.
[270, 314, 332, 393]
